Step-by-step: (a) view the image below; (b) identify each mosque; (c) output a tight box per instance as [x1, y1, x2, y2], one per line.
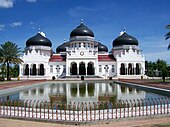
[19, 21, 145, 79]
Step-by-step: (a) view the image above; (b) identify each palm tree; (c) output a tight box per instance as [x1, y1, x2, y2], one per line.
[165, 24, 170, 49]
[0, 41, 23, 80]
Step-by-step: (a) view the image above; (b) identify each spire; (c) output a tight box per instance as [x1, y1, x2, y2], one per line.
[80, 19, 84, 24]
[38, 27, 41, 33]
[119, 27, 126, 36]
[123, 27, 126, 33]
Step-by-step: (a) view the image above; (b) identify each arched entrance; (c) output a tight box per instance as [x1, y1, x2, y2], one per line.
[87, 62, 94, 75]
[128, 63, 133, 75]
[120, 63, 125, 75]
[79, 62, 86, 75]
[70, 62, 77, 75]
[25, 64, 29, 75]
[136, 63, 140, 75]
[32, 64, 36, 75]
[39, 64, 44, 75]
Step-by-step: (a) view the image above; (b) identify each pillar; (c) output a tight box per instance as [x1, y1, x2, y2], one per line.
[77, 84, 80, 97]
[85, 83, 88, 97]
[77, 63, 79, 75]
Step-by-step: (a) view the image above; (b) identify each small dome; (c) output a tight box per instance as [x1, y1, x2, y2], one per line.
[98, 42, 108, 52]
[26, 33, 52, 47]
[56, 42, 70, 53]
[70, 22, 94, 37]
[112, 32, 138, 47]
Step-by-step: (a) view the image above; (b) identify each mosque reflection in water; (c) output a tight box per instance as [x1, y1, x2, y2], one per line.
[19, 82, 146, 106]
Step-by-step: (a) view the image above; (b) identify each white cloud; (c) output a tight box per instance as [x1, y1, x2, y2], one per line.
[0, 0, 13, 8]
[26, 0, 37, 3]
[10, 22, 22, 28]
[0, 24, 5, 31]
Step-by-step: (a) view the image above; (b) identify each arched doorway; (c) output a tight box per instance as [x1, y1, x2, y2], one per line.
[79, 62, 86, 75]
[136, 63, 140, 75]
[32, 64, 36, 75]
[87, 62, 94, 75]
[25, 64, 29, 75]
[39, 64, 44, 75]
[70, 62, 77, 75]
[120, 63, 125, 75]
[128, 63, 133, 75]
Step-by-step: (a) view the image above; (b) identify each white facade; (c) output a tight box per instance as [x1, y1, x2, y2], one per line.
[19, 23, 145, 79]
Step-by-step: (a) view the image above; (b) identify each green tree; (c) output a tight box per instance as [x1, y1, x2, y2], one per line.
[145, 59, 169, 79]
[11, 64, 19, 77]
[165, 24, 170, 49]
[0, 41, 23, 80]
[156, 59, 167, 74]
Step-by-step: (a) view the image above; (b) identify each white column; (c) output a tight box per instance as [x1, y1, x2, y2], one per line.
[117, 62, 120, 76]
[77, 62, 79, 75]
[29, 64, 31, 76]
[36, 64, 38, 76]
[134, 63, 136, 75]
[66, 65, 69, 76]
[77, 84, 80, 97]
[85, 83, 88, 97]
[94, 62, 97, 75]
[85, 62, 88, 75]
[19, 64, 23, 76]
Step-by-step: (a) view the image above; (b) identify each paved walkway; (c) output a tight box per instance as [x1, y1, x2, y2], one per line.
[0, 115, 170, 127]
[0, 80, 46, 90]
[118, 79, 170, 90]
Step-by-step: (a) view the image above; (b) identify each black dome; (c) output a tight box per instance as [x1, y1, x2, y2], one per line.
[70, 23, 94, 37]
[26, 33, 52, 47]
[56, 42, 70, 53]
[98, 42, 108, 52]
[112, 32, 138, 47]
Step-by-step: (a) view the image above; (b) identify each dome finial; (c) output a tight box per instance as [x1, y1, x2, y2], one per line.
[119, 27, 126, 36]
[80, 19, 84, 24]
[38, 27, 41, 33]
[123, 27, 126, 33]
[38, 27, 46, 37]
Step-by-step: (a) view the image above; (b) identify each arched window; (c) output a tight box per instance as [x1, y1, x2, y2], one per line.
[128, 63, 133, 75]
[32, 64, 36, 75]
[87, 62, 95, 75]
[70, 62, 77, 75]
[50, 65, 53, 73]
[136, 63, 140, 75]
[39, 64, 44, 76]
[120, 63, 125, 75]
[79, 62, 86, 75]
[99, 65, 102, 73]
[25, 64, 29, 75]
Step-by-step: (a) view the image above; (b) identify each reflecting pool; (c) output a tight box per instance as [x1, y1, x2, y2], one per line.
[0, 82, 169, 106]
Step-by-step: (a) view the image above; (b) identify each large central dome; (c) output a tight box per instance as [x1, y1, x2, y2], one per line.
[70, 22, 94, 37]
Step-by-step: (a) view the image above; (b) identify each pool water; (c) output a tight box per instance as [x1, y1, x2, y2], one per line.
[0, 82, 169, 105]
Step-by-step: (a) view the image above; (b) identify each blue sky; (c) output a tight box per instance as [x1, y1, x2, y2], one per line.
[0, 0, 170, 63]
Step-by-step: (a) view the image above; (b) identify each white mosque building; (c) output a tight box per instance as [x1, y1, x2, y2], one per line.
[19, 21, 145, 79]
